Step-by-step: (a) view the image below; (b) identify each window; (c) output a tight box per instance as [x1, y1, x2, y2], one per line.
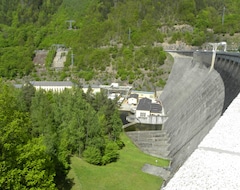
[140, 112, 146, 118]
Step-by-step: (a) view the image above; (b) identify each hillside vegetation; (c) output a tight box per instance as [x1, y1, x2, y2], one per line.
[0, 79, 124, 189]
[1, 0, 240, 88]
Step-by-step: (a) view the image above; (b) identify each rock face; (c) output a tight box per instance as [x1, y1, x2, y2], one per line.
[160, 51, 240, 178]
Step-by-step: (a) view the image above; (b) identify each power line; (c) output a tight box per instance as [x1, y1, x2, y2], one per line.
[66, 20, 75, 30]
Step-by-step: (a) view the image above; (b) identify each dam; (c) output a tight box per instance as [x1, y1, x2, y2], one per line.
[125, 50, 240, 188]
[160, 50, 240, 188]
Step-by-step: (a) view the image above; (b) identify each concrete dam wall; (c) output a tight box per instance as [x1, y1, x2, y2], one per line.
[160, 51, 240, 177]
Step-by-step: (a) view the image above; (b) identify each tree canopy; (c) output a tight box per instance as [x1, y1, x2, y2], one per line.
[0, 80, 123, 188]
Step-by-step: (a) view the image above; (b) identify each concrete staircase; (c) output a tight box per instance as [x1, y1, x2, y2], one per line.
[126, 130, 170, 158]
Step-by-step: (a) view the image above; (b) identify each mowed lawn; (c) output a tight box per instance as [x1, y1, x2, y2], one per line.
[68, 132, 169, 190]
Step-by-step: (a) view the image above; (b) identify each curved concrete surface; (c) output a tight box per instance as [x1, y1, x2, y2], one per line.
[160, 51, 240, 182]
[163, 93, 240, 190]
[160, 52, 225, 173]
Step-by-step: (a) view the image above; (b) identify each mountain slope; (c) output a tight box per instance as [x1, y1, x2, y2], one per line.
[1, 0, 240, 90]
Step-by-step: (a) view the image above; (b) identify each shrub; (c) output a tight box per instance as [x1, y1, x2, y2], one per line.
[83, 146, 102, 165]
[45, 49, 56, 68]
[115, 140, 125, 149]
[102, 142, 119, 165]
[157, 78, 166, 88]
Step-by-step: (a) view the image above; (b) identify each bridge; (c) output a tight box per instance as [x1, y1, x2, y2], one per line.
[159, 50, 240, 189]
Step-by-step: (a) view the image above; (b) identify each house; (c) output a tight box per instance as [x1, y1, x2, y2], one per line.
[135, 98, 152, 118]
[132, 97, 166, 124]
[128, 94, 139, 105]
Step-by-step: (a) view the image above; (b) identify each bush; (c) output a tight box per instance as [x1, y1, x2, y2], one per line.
[102, 142, 119, 165]
[83, 147, 102, 165]
[45, 49, 56, 68]
[115, 140, 125, 149]
[157, 78, 166, 88]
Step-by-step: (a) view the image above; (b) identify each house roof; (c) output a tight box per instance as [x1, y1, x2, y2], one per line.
[131, 90, 155, 95]
[136, 98, 152, 111]
[150, 103, 162, 113]
[129, 93, 139, 99]
[15, 81, 106, 89]
[136, 98, 162, 113]
[30, 81, 73, 87]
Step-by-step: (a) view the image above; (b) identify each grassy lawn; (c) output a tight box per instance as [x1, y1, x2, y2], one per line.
[68, 132, 169, 190]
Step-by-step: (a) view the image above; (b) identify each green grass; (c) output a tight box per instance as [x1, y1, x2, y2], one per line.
[68, 132, 169, 190]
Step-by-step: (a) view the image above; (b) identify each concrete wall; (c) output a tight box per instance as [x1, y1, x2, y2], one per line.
[124, 50, 240, 182]
[160, 52, 227, 175]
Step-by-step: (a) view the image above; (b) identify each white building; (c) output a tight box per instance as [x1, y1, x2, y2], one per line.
[131, 90, 155, 100]
[30, 81, 73, 92]
[127, 97, 166, 124]
[28, 81, 101, 94]
[128, 94, 139, 105]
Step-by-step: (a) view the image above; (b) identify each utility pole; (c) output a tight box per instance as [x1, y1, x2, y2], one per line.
[66, 20, 75, 30]
[71, 50, 74, 67]
[222, 6, 225, 26]
[128, 28, 131, 40]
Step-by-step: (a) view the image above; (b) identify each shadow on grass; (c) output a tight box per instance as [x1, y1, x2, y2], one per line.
[54, 156, 75, 190]
[58, 177, 75, 190]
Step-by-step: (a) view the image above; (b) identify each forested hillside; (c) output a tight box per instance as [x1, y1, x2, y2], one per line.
[1, 0, 240, 89]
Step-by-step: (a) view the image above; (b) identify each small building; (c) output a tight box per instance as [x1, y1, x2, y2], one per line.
[127, 97, 167, 124]
[30, 81, 73, 92]
[128, 94, 139, 105]
[131, 90, 155, 99]
[110, 83, 119, 88]
[108, 92, 120, 100]
[135, 98, 152, 118]
[82, 85, 101, 94]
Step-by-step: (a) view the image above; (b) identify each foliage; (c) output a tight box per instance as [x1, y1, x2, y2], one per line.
[0, 80, 56, 189]
[102, 141, 119, 165]
[0, 79, 124, 188]
[30, 87, 123, 166]
[0, 46, 34, 78]
[17, 82, 36, 112]
[45, 48, 56, 68]
[1, 0, 240, 83]
[83, 146, 102, 165]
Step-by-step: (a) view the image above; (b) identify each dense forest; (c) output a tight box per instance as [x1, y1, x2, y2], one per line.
[1, 0, 240, 89]
[0, 80, 123, 189]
